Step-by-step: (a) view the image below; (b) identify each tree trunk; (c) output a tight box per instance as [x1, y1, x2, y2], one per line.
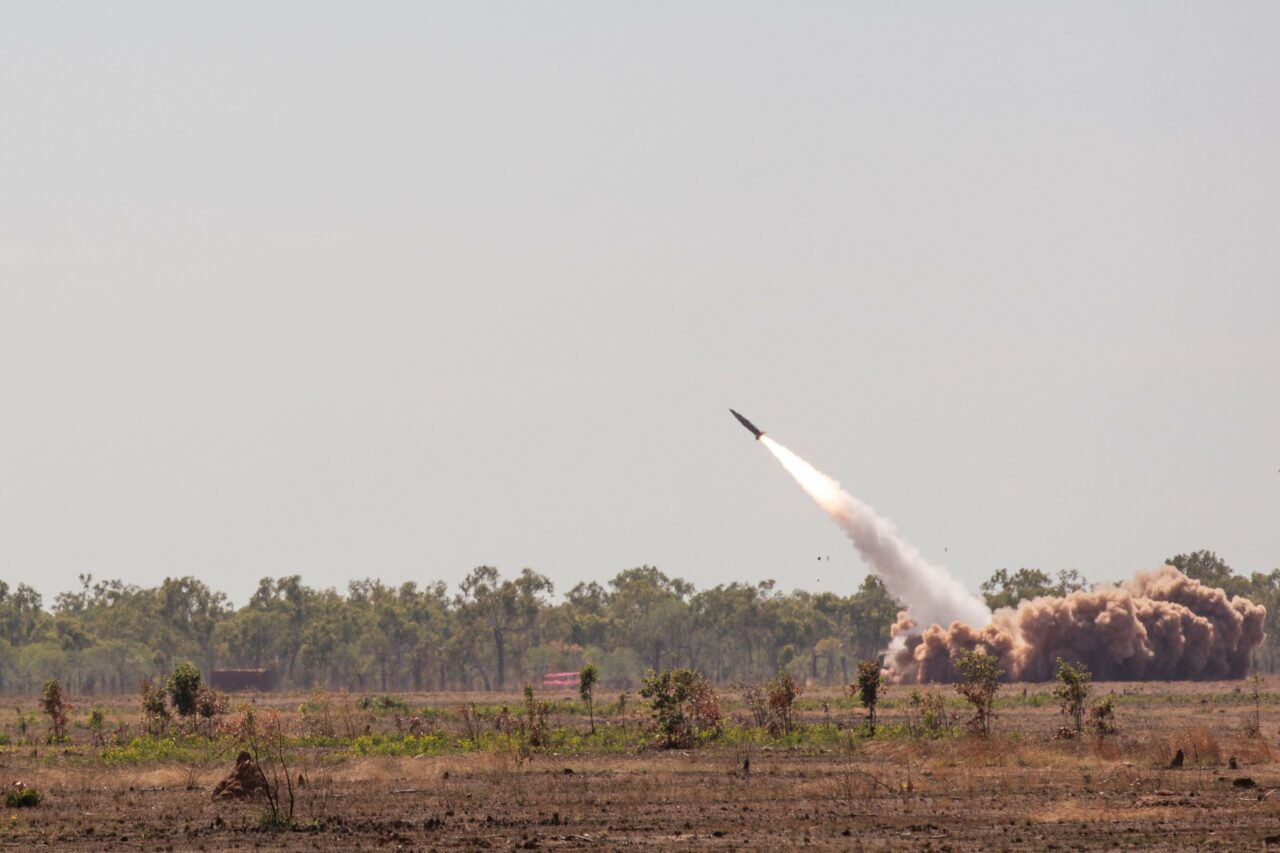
[495, 630, 506, 690]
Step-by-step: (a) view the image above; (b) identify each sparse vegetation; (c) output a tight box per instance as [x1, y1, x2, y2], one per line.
[194, 684, 227, 734]
[765, 671, 803, 736]
[955, 651, 1003, 737]
[579, 663, 598, 734]
[1089, 695, 1117, 735]
[86, 706, 107, 747]
[854, 660, 883, 735]
[639, 667, 722, 748]
[3, 783, 40, 808]
[245, 709, 295, 828]
[139, 679, 170, 735]
[357, 694, 410, 713]
[0, 678, 1270, 848]
[904, 688, 953, 739]
[166, 663, 203, 718]
[1053, 658, 1092, 734]
[522, 685, 549, 748]
[40, 678, 71, 743]
[1248, 670, 1264, 736]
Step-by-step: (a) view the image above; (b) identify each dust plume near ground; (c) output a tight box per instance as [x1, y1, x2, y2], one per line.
[889, 565, 1267, 683]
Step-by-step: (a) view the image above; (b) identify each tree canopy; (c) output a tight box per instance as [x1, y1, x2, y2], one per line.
[1, 551, 1274, 695]
[0, 568, 906, 695]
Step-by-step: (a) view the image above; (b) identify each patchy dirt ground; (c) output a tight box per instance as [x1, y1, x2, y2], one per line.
[1, 681, 1278, 850]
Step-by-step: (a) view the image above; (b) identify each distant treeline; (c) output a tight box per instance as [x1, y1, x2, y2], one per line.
[0, 550, 1274, 694]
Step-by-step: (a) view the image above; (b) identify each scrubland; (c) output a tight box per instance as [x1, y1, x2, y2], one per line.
[0, 680, 1277, 850]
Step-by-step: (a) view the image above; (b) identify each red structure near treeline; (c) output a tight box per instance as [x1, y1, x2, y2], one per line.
[210, 669, 274, 692]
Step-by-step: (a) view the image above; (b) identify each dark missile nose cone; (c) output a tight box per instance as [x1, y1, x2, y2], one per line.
[729, 409, 764, 439]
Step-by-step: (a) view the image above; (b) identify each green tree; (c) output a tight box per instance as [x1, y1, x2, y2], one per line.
[1244, 570, 1280, 673]
[980, 568, 1088, 610]
[608, 567, 693, 674]
[458, 566, 553, 690]
[846, 576, 903, 661]
[158, 577, 230, 675]
[0, 582, 47, 646]
[1166, 550, 1249, 596]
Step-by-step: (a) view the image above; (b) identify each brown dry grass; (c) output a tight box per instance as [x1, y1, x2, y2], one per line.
[0, 680, 1276, 850]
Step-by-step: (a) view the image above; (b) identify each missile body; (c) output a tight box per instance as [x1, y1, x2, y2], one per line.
[729, 408, 764, 440]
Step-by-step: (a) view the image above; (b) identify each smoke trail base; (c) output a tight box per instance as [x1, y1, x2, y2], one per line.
[736, 419, 991, 633]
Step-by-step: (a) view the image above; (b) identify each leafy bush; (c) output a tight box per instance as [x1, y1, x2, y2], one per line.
[853, 661, 883, 735]
[194, 685, 227, 733]
[299, 691, 335, 738]
[166, 663, 203, 717]
[766, 671, 803, 736]
[4, 783, 40, 808]
[1053, 658, 1091, 734]
[40, 678, 72, 743]
[954, 651, 1002, 737]
[1088, 696, 1117, 735]
[522, 685, 549, 748]
[639, 668, 721, 748]
[87, 707, 107, 747]
[139, 679, 170, 734]
[357, 695, 409, 713]
[905, 689, 954, 739]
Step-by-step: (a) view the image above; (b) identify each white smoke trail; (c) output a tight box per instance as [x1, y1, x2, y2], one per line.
[760, 435, 991, 631]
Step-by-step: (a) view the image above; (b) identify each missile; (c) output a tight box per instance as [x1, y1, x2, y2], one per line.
[729, 408, 764, 440]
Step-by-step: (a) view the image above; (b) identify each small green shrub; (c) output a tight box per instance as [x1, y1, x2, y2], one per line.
[905, 689, 954, 739]
[4, 784, 41, 808]
[522, 685, 550, 748]
[166, 663, 203, 717]
[357, 695, 409, 713]
[194, 685, 227, 734]
[41, 679, 72, 743]
[955, 651, 1003, 737]
[1053, 658, 1092, 734]
[1089, 696, 1117, 735]
[766, 671, 803, 736]
[256, 808, 292, 831]
[299, 691, 335, 737]
[87, 707, 107, 747]
[579, 664, 598, 735]
[853, 661, 883, 735]
[639, 668, 721, 749]
[139, 679, 170, 734]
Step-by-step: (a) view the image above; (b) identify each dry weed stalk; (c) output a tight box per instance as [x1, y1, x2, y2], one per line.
[246, 709, 296, 827]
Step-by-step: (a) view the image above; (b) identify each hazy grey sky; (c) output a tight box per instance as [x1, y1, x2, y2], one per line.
[3, 2, 1277, 606]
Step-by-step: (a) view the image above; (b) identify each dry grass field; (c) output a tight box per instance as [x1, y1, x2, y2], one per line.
[1, 680, 1278, 850]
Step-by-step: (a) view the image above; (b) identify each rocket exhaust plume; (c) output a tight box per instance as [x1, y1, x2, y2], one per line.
[736, 412, 1266, 682]
[744, 424, 991, 632]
